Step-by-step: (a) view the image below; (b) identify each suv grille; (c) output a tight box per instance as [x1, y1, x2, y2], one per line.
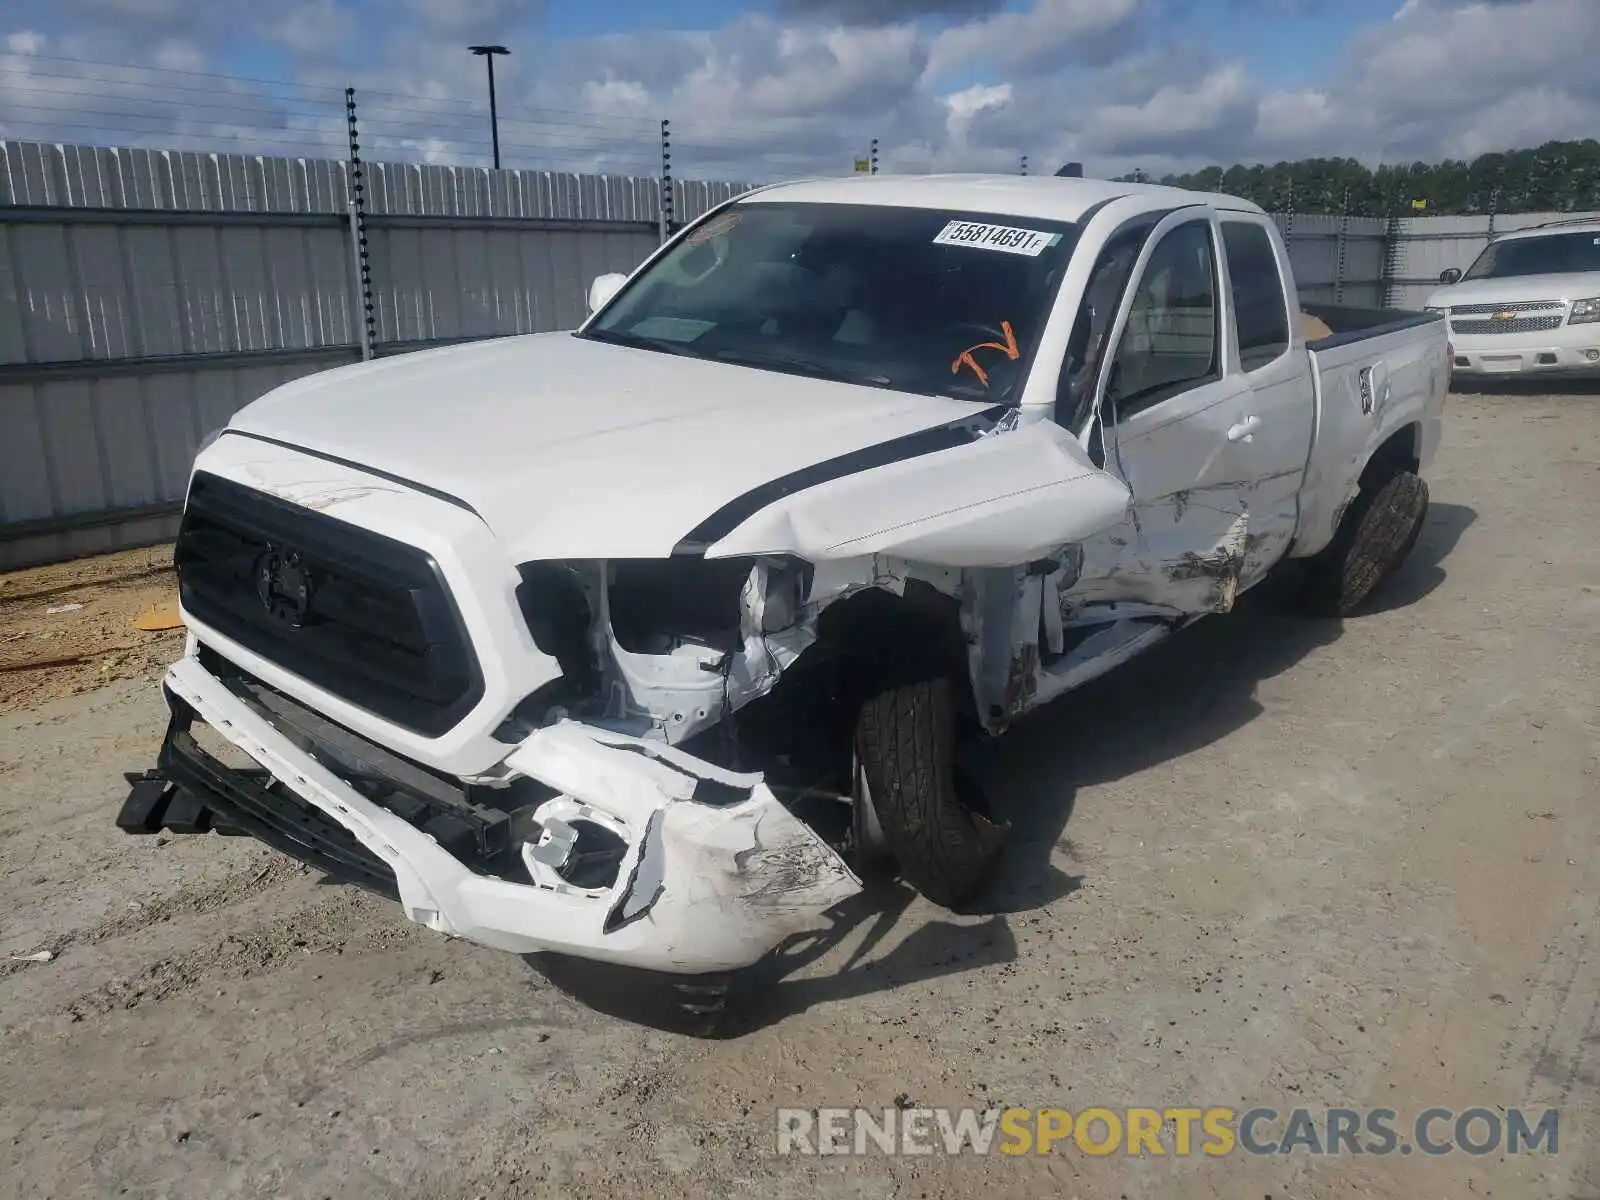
[1449, 314, 1565, 335]
[1447, 300, 1560, 315]
[175, 472, 484, 737]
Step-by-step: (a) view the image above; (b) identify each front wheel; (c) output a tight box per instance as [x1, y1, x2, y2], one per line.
[1294, 467, 1429, 617]
[852, 674, 1006, 908]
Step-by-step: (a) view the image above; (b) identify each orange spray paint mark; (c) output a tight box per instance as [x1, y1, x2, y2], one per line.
[951, 320, 1021, 387]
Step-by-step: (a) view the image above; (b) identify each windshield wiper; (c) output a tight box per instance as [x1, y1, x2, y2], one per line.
[579, 327, 700, 358]
[708, 348, 893, 388]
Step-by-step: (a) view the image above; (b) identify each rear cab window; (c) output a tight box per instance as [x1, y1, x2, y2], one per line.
[1220, 220, 1291, 371]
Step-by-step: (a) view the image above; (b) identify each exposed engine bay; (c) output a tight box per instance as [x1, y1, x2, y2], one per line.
[505, 553, 941, 861]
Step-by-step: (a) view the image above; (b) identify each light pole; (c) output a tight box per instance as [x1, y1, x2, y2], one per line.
[468, 44, 510, 169]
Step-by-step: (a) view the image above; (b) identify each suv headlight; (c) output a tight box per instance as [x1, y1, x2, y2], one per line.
[1569, 297, 1600, 325]
[1424, 305, 1445, 315]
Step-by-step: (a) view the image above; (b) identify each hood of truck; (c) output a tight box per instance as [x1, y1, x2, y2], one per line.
[225, 332, 1000, 561]
[1427, 272, 1600, 308]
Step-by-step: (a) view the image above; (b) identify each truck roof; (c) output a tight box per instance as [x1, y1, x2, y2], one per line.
[737, 173, 1270, 225]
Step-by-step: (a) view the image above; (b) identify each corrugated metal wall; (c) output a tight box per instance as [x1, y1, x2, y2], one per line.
[1, 135, 1591, 570]
[1273, 212, 1389, 308]
[0, 139, 757, 569]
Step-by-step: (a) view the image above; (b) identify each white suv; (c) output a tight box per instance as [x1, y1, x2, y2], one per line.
[1425, 218, 1600, 380]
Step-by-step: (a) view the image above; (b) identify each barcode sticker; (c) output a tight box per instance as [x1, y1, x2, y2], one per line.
[932, 220, 1062, 257]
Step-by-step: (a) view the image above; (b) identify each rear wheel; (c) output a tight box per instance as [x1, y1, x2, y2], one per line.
[852, 674, 1005, 908]
[1295, 466, 1429, 617]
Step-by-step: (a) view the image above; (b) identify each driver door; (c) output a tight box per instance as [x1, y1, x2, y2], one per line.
[1062, 208, 1263, 618]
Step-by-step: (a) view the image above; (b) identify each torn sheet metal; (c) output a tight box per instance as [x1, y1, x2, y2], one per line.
[506, 721, 862, 971]
[1061, 489, 1254, 616]
[956, 487, 1253, 731]
[1162, 510, 1253, 614]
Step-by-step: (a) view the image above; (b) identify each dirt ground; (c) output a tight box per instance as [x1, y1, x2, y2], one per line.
[1, 392, 1597, 1200]
[0, 545, 184, 715]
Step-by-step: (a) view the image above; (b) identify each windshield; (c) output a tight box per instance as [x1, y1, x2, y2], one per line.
[581, 201, 1080, 404]
[1462, 230, 1600, 280]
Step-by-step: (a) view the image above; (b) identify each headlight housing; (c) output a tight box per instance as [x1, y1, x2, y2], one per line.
[1424, 305, 1446, 315]
[1568, 296, 1600, 325]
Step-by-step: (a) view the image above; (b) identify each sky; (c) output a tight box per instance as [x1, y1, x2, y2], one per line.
[1, 0, 1597, 182]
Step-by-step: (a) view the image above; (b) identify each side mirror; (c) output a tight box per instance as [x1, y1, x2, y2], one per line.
[587, 273, 628, 315]
[1438, 268, 1462, 285]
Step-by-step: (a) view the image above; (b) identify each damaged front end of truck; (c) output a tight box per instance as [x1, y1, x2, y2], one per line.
[118, 405, 1135, 978]
[121, 552, 890, 977]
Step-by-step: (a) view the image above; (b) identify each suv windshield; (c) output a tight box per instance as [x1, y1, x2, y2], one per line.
[581, 201, 1080, 404]
[1462, 230, 1600, 280]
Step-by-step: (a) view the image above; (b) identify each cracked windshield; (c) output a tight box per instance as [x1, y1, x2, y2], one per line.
[583, 201, 1080, 404]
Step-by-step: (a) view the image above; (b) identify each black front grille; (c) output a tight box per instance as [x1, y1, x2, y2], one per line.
[1449, 314, 1565, 335]
[176, 472, 484, 737]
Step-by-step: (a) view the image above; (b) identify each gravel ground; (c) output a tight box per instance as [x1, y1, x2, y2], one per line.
[0, 392, 1596, 1200]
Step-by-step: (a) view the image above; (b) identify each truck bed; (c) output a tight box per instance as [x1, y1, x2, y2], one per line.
[1292, 302, 1449, 562]
[1300, 301, 1444, 352]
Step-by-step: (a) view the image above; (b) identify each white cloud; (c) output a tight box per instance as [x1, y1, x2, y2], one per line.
[1254, 88, 1339, 152]
[925, 0, 1145, 80]
[1084, 64, 1258, 156]
[266, 2, 359, 57]
[944, 81, 1012, 123]
[1, 0, 1596, 182]
[149, 40, 206, 72]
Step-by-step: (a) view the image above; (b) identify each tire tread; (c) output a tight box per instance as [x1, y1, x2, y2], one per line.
[1297, 468, 1429, 617]
[855, 676, 995, 907]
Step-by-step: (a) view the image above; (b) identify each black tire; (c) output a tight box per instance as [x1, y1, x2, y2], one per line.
[853, 674, 1005, 908]
[1295, 467, 1429, 617]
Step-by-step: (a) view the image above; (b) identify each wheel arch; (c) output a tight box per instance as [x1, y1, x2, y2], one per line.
[813, 579, 980, 730]
[1362, 421, 1422, 487]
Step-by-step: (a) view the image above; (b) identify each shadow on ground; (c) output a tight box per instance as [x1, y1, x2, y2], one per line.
[527, 502, 1478, 1036]
[1360, 501, 1476, 615]
[1452, 378, 1600, 397]
[526, 878, 1018, 1038]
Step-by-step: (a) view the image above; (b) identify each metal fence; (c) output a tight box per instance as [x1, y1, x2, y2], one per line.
[1272, 212, 1388, 308]
[0, 135, 1590, 570]
[0, 139, 754, 569]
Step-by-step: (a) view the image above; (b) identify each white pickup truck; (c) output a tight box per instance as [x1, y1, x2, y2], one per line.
[118, 175, 1448, 987]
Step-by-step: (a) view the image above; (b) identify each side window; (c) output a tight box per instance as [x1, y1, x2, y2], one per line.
[1055, 221, 1154, 435]
[1107, 220, 1219, 419]
[1221, 221, 1290, 370]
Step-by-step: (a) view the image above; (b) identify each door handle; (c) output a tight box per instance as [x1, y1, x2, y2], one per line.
[1226, 415, 1262, 443]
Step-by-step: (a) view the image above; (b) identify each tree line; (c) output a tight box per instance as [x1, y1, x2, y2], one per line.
[1114, 139, 1600, 217]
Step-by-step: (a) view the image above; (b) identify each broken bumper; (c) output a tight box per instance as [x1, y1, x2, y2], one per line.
[125, 655, 862, 975]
